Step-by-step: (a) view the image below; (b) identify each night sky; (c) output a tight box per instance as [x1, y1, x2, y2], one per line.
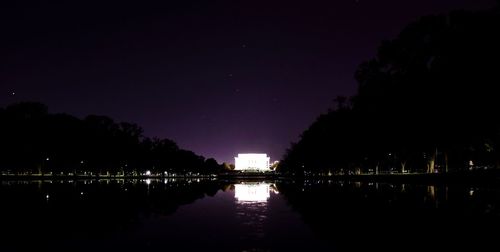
[1, 0, 495, 163]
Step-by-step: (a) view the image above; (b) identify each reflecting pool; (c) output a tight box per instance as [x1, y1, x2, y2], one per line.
[0, 179, 499, 251]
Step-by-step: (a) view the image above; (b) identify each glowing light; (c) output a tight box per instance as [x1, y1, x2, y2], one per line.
[234, 183, 270, 202]
[145, 179, 151, 185]
[46, 157, 50, 161]
[234, 153, 270, 171]
[145, 170, 151, 176]
[46, 194, 50, 199]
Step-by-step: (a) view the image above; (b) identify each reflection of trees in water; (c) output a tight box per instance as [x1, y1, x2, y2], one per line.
[0, 179, 226, 250]
[277, 180, 500, 250]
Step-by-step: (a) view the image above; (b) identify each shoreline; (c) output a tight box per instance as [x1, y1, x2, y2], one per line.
[1, 170, 500, 184]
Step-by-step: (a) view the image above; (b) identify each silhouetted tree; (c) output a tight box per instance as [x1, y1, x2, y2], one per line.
[279, 7, 500, 175]
[0, 102, 220, 176]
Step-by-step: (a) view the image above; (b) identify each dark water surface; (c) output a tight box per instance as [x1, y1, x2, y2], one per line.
[1, 179, 499, 251]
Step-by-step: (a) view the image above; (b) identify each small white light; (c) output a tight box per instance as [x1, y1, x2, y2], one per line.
[46, 158, 50, 161]
[46, 194, 50, 199]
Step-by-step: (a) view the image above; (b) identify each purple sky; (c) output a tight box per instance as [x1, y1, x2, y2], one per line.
[1, 0, 495, 163]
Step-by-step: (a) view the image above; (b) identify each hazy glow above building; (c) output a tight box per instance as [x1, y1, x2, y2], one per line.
[234, 153, 270, 171]
[234, 183, 270, 202]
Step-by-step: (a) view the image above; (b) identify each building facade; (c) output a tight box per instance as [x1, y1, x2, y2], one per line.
[234, 153, 270, 171]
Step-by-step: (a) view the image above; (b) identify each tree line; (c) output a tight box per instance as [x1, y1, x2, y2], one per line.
[0, 102, 223, 175]
[278, 6, 500, 175]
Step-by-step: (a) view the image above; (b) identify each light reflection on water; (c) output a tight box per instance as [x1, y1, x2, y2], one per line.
[233, 183, 275, 242]
[234, 182, 271, 202]
[1, 179, 500, 251]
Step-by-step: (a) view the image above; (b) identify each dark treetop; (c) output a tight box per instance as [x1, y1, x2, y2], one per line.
[278, 5, 500, 175]
[0, 102, 223, 175]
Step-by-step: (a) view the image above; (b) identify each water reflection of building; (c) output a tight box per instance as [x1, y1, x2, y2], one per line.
[234, 154, 270, 171]
[233, 182, 274, 243]
[234, 183, 270, 202]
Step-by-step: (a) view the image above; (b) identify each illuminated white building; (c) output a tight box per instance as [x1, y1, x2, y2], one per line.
[234, 183, 270, 202]
[234, 153, 270, 171]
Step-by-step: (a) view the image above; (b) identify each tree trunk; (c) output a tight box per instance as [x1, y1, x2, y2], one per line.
[444, 151, 449, 173]
[427, 150, 436, 174]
